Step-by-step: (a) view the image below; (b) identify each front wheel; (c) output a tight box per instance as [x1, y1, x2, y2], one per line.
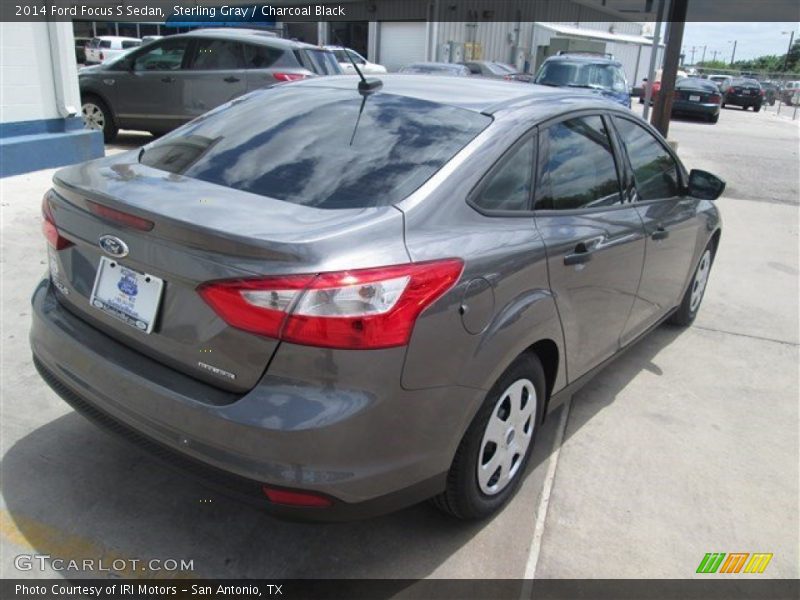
[81, 96, 117, 143]
[432, 353, 545, 520]
[669, 242, 716, 327]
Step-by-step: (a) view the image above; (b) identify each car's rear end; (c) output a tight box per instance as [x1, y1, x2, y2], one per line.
[30, 82, 491, 519]
[672, 80, 721, 121]
[724, 79, 763, 109]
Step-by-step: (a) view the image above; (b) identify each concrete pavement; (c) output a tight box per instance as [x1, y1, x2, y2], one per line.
[0, 105, 797, 581]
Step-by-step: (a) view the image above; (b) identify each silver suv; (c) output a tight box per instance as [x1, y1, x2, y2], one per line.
[79, 28, 341, 141]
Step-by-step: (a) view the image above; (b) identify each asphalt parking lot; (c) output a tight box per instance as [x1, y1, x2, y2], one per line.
[1, 103, 798, 581]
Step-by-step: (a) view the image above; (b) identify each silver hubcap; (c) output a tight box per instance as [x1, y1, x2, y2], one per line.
[82, 103, 105, 131]
[690, 250, 712, 312]
[477, 378, 537, 496]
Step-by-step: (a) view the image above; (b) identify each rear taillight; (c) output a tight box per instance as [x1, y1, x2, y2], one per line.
[709, 94, 721, 104]
[198, 259, 463, 349]
[42, 191, 73, 250]
[262, 486, 332, 508]
[273, 72, 308, 82]
[673, 90, 681, 99]
[85, 199, 154, 231]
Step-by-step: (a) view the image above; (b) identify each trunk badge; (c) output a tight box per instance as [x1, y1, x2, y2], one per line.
[99, 235, 129, 258]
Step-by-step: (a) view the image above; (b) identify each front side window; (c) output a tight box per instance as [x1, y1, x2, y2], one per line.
[190, 39, 245, 70]
[139, 87, 491, 209]
[133, 39, 190, 71]
[472, 137, 534, 212]
[614, 117, 680, 201]
[536, 116, 622, 210]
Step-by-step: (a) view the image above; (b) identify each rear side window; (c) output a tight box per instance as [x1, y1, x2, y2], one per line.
[536, 116, 622, 210]
[99, 40, 111, 49]
[614, 117, 680, 201]
[295, 49, 340, 75]
[243, 44, 283, 69]
[140, 88, 491, 209]
[121, 41, 141, 50]
[191, 39, 245, 70]
[472, 138, 534, 212]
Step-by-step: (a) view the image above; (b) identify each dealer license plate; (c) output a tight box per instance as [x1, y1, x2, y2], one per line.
[89, 257, 164, 333]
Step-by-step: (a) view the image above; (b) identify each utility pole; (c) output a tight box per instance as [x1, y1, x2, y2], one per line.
[711, 49, 719, 62]
[729, 40, 737, 66]
[650, 0, 688, 138]
[783, 30, 795, 71]
[642, 0, 665, 122]
[701, 45, 707, 64]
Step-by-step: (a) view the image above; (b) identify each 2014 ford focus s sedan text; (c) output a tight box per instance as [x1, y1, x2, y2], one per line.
[30, 75, 724, 520]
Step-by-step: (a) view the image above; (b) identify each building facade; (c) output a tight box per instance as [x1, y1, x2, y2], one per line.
[1, 22, 103, 177]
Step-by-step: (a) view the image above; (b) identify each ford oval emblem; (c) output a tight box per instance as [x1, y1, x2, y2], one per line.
[98, 235, 129, 258]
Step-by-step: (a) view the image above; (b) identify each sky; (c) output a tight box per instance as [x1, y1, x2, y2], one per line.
[681, 22, 799, 63]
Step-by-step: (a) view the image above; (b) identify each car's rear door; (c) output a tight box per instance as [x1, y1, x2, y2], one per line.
[611, 115, 700, 345]
[182, 37, 248, 118]
[534, 113, 646, 380]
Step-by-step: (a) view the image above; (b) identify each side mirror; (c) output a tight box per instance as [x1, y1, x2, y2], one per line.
[688, 169, 725, 200]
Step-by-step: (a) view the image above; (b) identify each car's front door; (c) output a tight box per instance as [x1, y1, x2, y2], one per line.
[112, 37, 192, 131]
[182, 37, 248, 119]
[611, 115, 700, 345]
[534, 114, 646, 380]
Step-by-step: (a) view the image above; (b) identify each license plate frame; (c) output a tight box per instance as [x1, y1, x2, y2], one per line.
[689, 94, 701, 102]
[89, 256, 164, 334]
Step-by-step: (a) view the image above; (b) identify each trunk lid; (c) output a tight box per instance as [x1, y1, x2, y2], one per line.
[47, 154, 407, 393]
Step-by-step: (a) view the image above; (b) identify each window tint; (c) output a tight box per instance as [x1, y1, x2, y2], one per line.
[99, 40, 111, 49]
[134, 39, 189, 71]
[243, 44, 283, 69]
[191, 39, 245, 70]
[536, 116, 622, 210]
[472, 138, 533, 212]
[121, 40, 141, 50]
[139, 87, 491, 209]
[614, 117, 680, 201]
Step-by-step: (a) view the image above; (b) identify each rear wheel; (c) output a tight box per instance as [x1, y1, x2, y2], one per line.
[668, 241, 716, 327]
[82, 96, 117, 143]
[432, 353, 545, 520]
[754, 104, 761, 112]
[709, 114, 719, 124]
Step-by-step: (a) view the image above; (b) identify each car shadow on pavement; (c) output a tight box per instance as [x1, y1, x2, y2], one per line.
[1, 325, 685, 580]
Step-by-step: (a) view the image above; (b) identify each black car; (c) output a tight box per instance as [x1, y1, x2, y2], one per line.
[760, 82, 779, 106]
[722, 78, 763, 111]
[672, 78, 722, 123]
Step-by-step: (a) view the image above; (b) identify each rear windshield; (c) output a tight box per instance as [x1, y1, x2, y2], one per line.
[139, 87, 491, 209]
[536, 61, 627, 92]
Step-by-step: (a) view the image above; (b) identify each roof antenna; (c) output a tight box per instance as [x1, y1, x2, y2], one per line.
[334, 33, 382, 93]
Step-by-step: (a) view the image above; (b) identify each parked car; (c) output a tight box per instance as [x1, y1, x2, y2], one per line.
[672, 77, 722, 123]
[535, 53, 631, 108]
[707, 74, 733, 91]
[75, 36, 91, 64]
[84, 36, 142, 65]
[722, 78, 763, 111]
[79, 28, 342, 141]
[323, 45, 387, 74]
[33, 74, 724, 521]
[398, 62, 471, 76]
[640, 68, 689, 104]
[780, 81, 800, 105]
[760, 81, 779, 106]
[462, 61, 533, 82]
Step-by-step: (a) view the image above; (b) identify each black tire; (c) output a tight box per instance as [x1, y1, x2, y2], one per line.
[668, 240, 717, 327]
[754, 104, 761, 112]
[721, 102, 726, 108]
[709, 114, 719, 124]
[432, 353, 546, 520]
[81, 95, 117, 143]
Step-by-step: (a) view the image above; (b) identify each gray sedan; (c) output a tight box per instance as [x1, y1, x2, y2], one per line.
[32, 75, 724, 521]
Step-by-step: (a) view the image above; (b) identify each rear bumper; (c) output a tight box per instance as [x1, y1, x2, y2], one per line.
[724, 95, 761, 107]
[671, 101, 720, 117]
[30, 279, 482, 518]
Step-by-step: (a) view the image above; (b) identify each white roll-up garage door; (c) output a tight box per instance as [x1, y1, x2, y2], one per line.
[378, 22, 427, 72]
